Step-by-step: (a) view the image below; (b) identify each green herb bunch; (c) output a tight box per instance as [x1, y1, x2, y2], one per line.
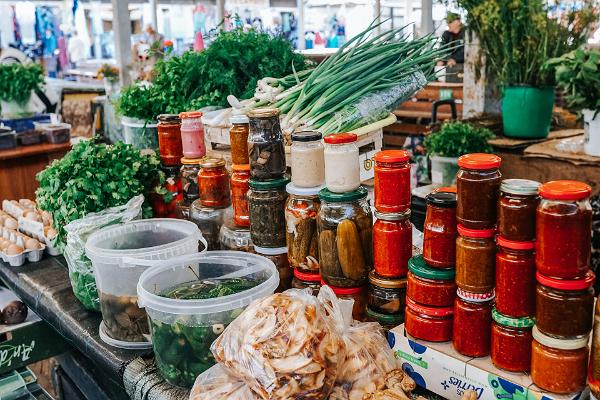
[425, 121, 494, 157]
[0, 63, 44, 104]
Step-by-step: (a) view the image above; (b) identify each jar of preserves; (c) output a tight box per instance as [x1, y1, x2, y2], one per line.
[285, 184, 321, 273]
[589, 297, 600, 397]
[374, 150, 411, 213]
[323, 133, 360, 193]
[423, 191, 457, 268]
[157, 114, 183, 166]
[180, 157, 202, 203]
[318, 187, 373, 288]
[497, 179, 540, 241]
[247, 108, 286, 180]
[536, 180, 592, 279]
[255, 246, 291, 293]
[453, 288, 494, 357]
[366, 308, 404, 333]
[219, 219, 253, 252]
[248, 177, 290, 248]
[190, 201, 231, 250]
[373, 210, 412, 278]
[291, 269, 321, 295]
[229, 115, 250, 165]
[368, 270, 407, 315]
[531, 326, 589, 394]
[231, 164, 250, 227]
[491, 309, 534, 372]
[407, 255, 456, 307]
[456, 225, 496, 293]
[324, 283, 367, 322]
[151, 165, 182, 218]
[535, 271, 594, 338]
[456, 153, 502, 229]
[199, 158, 230, 208]
[405, 297, 453, 342]
[290, 131, 325, 188]
[179, 111, 205, 158]
[495, 237, 535, 317]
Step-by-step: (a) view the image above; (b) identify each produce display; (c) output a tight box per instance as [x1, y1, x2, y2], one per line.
[0, 63, 44, 109]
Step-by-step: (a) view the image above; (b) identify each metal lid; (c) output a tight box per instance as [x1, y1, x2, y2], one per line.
[157, 114, 180, 123]
[230, 114, 249, 124]
[374, 210, 411, 221]
[247, 108, 280, 118]
[254, 246, 287, 255]
[426, 191, 457, 208]
[408, 255, 455, 280]
[319, 186, 368, 202]
[181, 157, 203, 165]
[500, 179, 540, 196]
[492, 308, 535, 328]
[292, 130, 322, 142]
[232, 164, 250, 172]
[369, 270, 408, 289]
[199, 157, 226, 168]
[533, 326, 589, 350]
[456, 288, 495, 302]
[248, 176, 291, 189]
[286, 183, 324, 197]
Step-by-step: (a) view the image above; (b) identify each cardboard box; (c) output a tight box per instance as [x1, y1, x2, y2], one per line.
[389, 324, 586, 400]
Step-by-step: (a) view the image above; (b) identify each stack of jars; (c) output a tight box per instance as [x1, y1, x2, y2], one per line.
[153, 114, 184, 218]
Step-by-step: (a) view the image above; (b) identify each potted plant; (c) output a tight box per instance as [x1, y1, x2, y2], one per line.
[97, 64, 120, 97]
[0, 63, 45, 117]
[424, 121, 494, 185]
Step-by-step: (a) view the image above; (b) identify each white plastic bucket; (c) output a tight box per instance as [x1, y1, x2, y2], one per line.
[121, 116, 159, 150]
[430, 155, 459, 186]
[583, 109, 600, 157]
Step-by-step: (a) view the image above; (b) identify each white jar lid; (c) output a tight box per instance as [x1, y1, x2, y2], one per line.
[286, 183, 325, 196]
[254, 246, 288, 255]
[532, 326, 589, 350]
[230, 114, 249, 124]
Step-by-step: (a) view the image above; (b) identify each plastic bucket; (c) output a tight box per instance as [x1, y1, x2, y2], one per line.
[137, 251, 279, 388]
[430, 155, 459, 186]
[584, 109, 600, 156]
[121, 116, 159, 150]
[502, 86, 555, 139]
[85, 218, 205, 348]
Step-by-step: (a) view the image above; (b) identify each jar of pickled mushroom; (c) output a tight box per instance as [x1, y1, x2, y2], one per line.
[248, 176, 290, 248]
[291, 131, 325, 188]
[423, 191, 457, 268]
[452, 288, 494, 357]
[157, 114, 183, 166]
[255, 246, 291, 293]
[405, 297, 453, 342]
[180, 157, 202, 204]
[323, 283, 367, 322]
[285, 184, 321, 273]
[491, 309, 534, 372]
[373, 210, 412, 278]
[323, 133, 360, 193]
[407, 255, 456, 308]
[179, 111, 205, 158]
[198, 158, 230, 208]
[497, 179, 540, 241]
[229, 115, 250, 165]
[495, 237, 535, 318]
[455, 225, 496, 294]
[291, 269, 321, 295]
[374, 150, 411, 213]
[367, 270, 407, 315]
[230, 164, 250, 227]
[247, 108, 286, 180]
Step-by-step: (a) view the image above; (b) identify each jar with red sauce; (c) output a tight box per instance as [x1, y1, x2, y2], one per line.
[323, 283, 367, 322]
[491, 308, 534, 372]
[368, 270, 407, 315]
[423, 191, 457, 268]
[497, 179, 540, 241]
[230, 164, 250, 227]
[374, 150, 411, 213]
[456, 225, 496, 294]
[373, 210, 412, 278]
[536, 180, 592, 279]
[157, 114, 183, 166]
[456, 153, 502, 230]
[453, 288, 494, 357]
[407, 255, 456, 307]
[405, 297, 453, 342]
[495, 236, 535, 317]
[199, 158, 230, 208]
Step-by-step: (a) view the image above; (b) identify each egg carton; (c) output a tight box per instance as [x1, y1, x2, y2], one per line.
[2, 200, 25, 220]
[0, 229, 45, 267]
[17, 218, 59, 256]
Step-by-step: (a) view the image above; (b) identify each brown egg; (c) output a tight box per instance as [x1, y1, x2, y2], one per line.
[25, 238, 41, 250]
[3, 219, 17, 230]
[5, 244, 23, 256]
[44, 227, 57, 240]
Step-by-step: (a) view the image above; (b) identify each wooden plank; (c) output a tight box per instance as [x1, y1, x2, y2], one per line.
[383, 135, 408, 147]
[398, 101, 464, 114]
[384, 123, 428, 135]
[0, 142, 71, 161]
[415, 87, 464, 101]
[393, 110, 454, 120]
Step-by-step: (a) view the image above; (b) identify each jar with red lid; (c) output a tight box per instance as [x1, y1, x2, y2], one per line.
[323, 283, 367, 321]
[323, 133, 360, 193]
[292, 269, 321, 295]
[456, 225, 496, 294]
[368, 270, 407, 315]
[229, 115, 250, 165]
[285, 184, 321, 273]
[452, 288, 494, 357]
[423, 191, 457, 268]
[199, 158, 230, 208]
[179, 111, 206, 158]
[497, 179, 540, 242]
[535, 271, 594, 338]
[373, 210, 412, 278]
[230, 164, 250, 227]
[536, 180, 592, 279]
[407, 255, 456, 307]
[491, 309, 534, 372]
[456, 153, 502, 230]
[374, 150, 411, 213]
[157, 114, 183, 166]
[495, 236, 535, 317]
[405, 297, 453, 342]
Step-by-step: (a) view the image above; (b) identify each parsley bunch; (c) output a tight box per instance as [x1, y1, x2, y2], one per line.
[0, 63, 44, 104]
[425, 122, 494, 158]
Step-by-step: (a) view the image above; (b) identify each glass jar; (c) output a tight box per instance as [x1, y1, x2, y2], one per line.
[247, 108, 286, 180]
[190, 200, 231, 250]
[219, 219, 253, 252]
[255, 246, 291, 293]
[531, 326, 589, 394]
[318, 187, 373, 287]
[291, 269, 321, 295]
[373, 210, 412, 278]
[198, 158, 230, 208]
[368, 270, 407, 315]
[285, 184, 321, 273]
[589, 297, 600, 396]
[490, 309, 534, 372]
[231, 164, 250, 227]
[497, 179, 540, 242]
[151, 165, 182, 218]
[324, 283, 367, 322]
[452, 288, 494, 357]
[495, 237, 535, 318]
[180, 157, 202, 204]
[157, 114, 183, 166]
[407, 255, 456, 307]
[290, 131, 325, 188]
[374, 150, 411, 213]
[323, 133, 360, 193]
[229, 115, 250, 165]
[248, 177, 289, 248]
[536, 180, 592, 279]
[456, 153, 502, 229]
[423, 191, 457, 268]
[456, 225, 496, 293]
[405, 297, 453, 342]
[366, 308, 404, 333]
[535, 271, 594, 338]
[179, 111, 206, 158]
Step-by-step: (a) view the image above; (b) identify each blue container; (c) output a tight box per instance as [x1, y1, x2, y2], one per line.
[0, 114, 51, 133]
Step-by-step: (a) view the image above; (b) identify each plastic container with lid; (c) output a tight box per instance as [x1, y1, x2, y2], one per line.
[456, 225, 496, 294]
[218, 219, 253, 252]
[180, 157, 202, 203]
[535, 271, 595, 338]
[495, 237, 535, 317]
[0, 127, 16, 150]
[85, 219, 204, 348]
[407, 255, 456, 307]
[536, 180, 592, 279]
[157, 114, 183, 166]
[179, 111, 205, 158]
[255, 246, 292, 293]
[229, 115, 250, 165]
[291, 131, 325, 188]
[323, 133, 360, 193]
[374, 150, 411, 213]
[35, 122, 72, 144]
[531, 326, 589, 394]
[137, 251, 279, 388]
[491, 309, 534, 372]
[373, 210, 412, 278]
[248, 176, 290, 248]
[247, 108, 286, 180]
[423, 191, 457, 268]
[323, 283, 367, 322]
[230, 164, 250, 227]
[452, 288, 494, 357]
[456, 153, 502, 230]
[368, 270, 407, 315]
[199, 157, 230, 208]
[190, 201, 231, 250]
[405, 297, 453, 342]
[497, 179, 540, 242]
[291, 269, 321, 295]
[285, 183, 321, 273]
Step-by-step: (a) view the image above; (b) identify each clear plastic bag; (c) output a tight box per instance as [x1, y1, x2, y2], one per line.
[63, 196, 144, 311]
[189, 364, 260, 400]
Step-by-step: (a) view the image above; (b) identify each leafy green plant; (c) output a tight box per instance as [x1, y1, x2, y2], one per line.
[0, 63, 44, 104]
[425, 121, 494, 157]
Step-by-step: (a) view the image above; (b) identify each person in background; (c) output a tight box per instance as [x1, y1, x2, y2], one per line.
[67, 30, 85, 68]
[439, 12, 464, 67]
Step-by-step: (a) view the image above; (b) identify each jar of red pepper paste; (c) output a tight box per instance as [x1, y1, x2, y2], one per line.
[495, 236, 535, 318]
[536, 180, 592, 279]
[198, 157, 230, 208]
[423, 191, 457, 268]
[491, 308, 534, 372]
[157, 114, 183, 166]
[230, 164, 250, 227]
[456, 225, 496, 294]
[374, 150, 411, 213]
[373, 210, 412, 278]
[407, 255, 456, 307]
[452, 288, 494, 357]
[405, 297, 453, 342]
[497, 179, 540, 242]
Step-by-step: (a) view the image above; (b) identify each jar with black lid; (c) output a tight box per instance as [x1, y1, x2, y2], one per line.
[368, 270, 407, 315]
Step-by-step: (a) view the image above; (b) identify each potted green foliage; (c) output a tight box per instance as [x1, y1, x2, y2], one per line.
[0, 63, 45, 117]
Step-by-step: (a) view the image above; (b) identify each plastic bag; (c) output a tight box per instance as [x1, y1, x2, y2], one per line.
[189, 364, 260, 400]
[63, 195, 144, 311]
